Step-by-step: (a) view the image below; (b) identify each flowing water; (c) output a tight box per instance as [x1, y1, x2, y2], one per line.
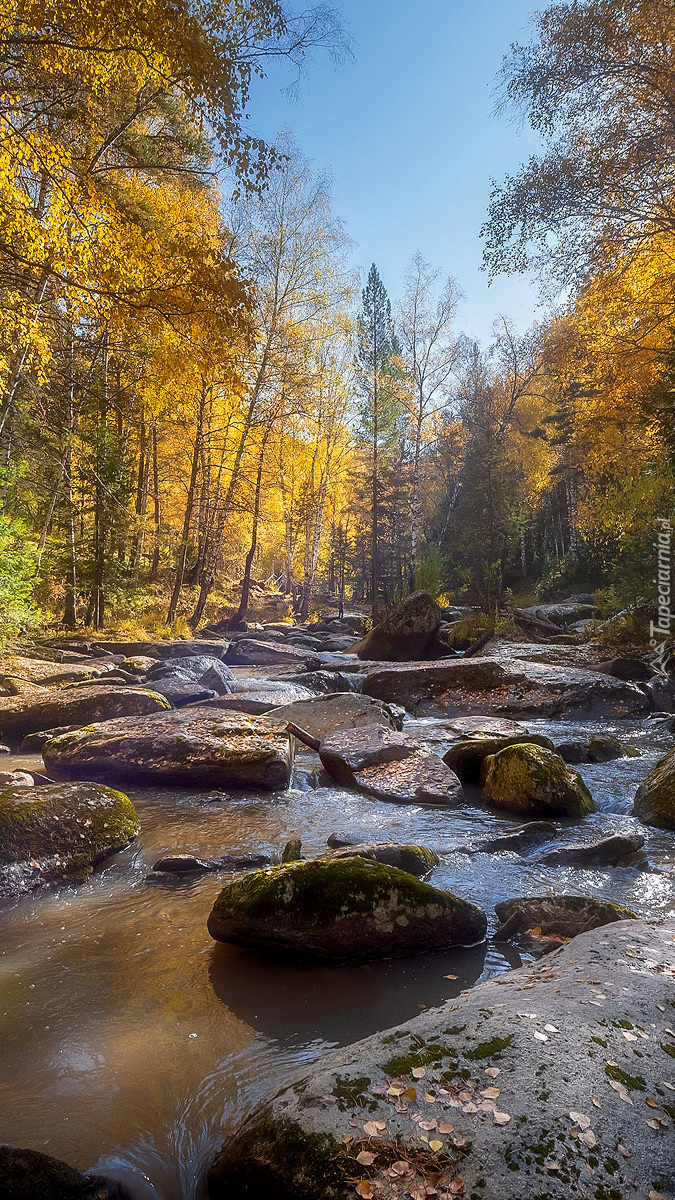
[0, 702, 674, 1198]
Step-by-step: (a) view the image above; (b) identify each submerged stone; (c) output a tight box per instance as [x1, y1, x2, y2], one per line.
[0, 1145, 131, 1200]
[207, 856, 486, 961]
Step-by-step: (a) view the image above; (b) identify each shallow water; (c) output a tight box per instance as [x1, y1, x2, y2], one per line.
[0, 710, 673, 1198]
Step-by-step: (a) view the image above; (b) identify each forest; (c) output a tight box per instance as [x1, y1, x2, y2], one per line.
[3, 0, 674, 639]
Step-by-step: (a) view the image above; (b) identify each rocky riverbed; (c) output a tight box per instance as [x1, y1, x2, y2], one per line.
[0, 601, 673, 1199]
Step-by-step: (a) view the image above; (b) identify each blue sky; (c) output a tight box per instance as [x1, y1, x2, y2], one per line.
[248, 0, 544, 344]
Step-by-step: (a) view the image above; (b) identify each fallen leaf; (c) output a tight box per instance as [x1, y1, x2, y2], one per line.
[412, 1066, 427, 1079]
[356, 1151, 376, 1166]
[425, 1092, 436, 1103]
[622, 1031, 638, 1042]
[463, 1102, 478, 1114]
[429, 1139, 444, 1152]
[544, 1160, 559, 1171]
[387, 1086, 404, 1097]
[419, 1119, 438, 1131]
[484, 1067, 501, 1078]
[646, 1097, 661, 1108]
[617, 1144, 630, 1157]
[403, 1087, 418, 1101]
[544, 1023, 559, 1033]
[534, 1031, 548, 1042]
[608, 1080, 633, 1104]
[481, 1087, 501, 1099]
[592, 1097, 601, 1108]
[647, 1118, 668, 1130]
[363, 1121, 386, 1137]
[448, 1181, 466, 1196]
[648, 1192, 668, 1200]
[580, 1130, 597, 1148]
[355, 1183, 373, 1198]
[493, 1111, 511, 1125]
[438, 1122, 454, 1134]
[444, 974, 457, 980]
[570, 1112, 591, 1130]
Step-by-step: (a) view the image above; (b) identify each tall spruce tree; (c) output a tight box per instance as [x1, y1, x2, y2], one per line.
[355, 264, 401, 619]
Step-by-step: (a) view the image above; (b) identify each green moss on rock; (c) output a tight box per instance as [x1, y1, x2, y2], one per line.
[634, 747, 675, 829]
[481, 743, 594, 816]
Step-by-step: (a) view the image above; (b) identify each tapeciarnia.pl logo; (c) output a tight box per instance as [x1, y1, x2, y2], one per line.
[650, 517, 673, 676]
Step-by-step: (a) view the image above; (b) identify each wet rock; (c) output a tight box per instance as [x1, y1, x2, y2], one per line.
[30, 662, 116, 687]
[443, 732, 554, 783]
[193, 683, 316, 715]
[0, 781, 139, 897]
[520, 600, 599, 625]
[42, 709, 293, 791]
[0, 769, 34, 787]
[0, 685, 170, 744]
[557, 734, 639, 764]
[444, 715, 527, 737]
[225, 640, 321, 669]
[456, 820, 559, 855]
[326, 829, 376, 848]
[591, 656, 655, 681]
[92, 638, 228, 660]
[207, 856, 486, 962]
[314, 725, 464, 806]
[206, 918, 674, 1200]
[634, 745, 675, 829]
[120, 654, 158, 675]
[556, 739, 590, 763]
[539, 832, 646, 867]
[494, 894, 638, 954]
[481, 743, 594, 817]
[19, 725, 79, 752]
[640, 674, 675, 712]
[289, 669, 364, 694]
[151, 852, 271, 875]
[147, 655, 236, 694]
[326, 841, 439, 877]
[354, 590, 441, 661]
[145, 675, 218, 707]
[0, 1145, 132, 1200]
[362, 656, 649, 717]
[267, 693, 402, 740]
[281, 837, 303, 863]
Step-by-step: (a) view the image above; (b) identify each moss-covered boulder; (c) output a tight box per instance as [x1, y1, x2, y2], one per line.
[494, 894, 638, 955]
[443, 732, 554, 783]
[325, 841, 439, 876]
[42, 709, 293, 790]
[634, 745, 675, 828]
[354, 590, 441, 661]
[480, 743, 594, 816]
[0, 1145, 131, 1199]
[0, 685, 169, 745]
[0, 781, 139, 897]
[207, 857, 486, 961]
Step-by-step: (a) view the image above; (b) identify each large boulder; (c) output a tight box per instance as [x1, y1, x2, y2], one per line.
[288, 669, 364, 694]
[520, 600, 599, 625]
[0, 685, 169, 744]
[539, 832, 646, 867]
[314, 725, 464, 806]
[443, 732, 554, 783]
[481, 743, 594, 817]
[207, 856, 486, 961]
[207, 918, 674, 1200]
[42, 709, 293, 790]
[194, 685, 316, 715]
[91, 638, 228, 659]
[494, 894, 638, 949]
[0, 781, 139, 897]
[354, 590, 441, 661]
[225, 640, 321, 669]
[267, 693, 401, 740]
[147, 655, 236, 694]
[143, 674, 218, 707]
[362, 656, 649, 716]
[0, 1146, 131, 1200]
[634, 746, 675, 828]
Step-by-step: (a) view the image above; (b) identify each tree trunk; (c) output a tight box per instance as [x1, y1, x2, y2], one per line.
[167, 387, 206, 624]
[233, 437, 267, 627]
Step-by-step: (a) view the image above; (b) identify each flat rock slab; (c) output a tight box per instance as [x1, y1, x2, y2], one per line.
[207, 856, 486, 961]
[0, 685, 169, 744]
[362, 656, 649, 717]
[194, 685, 316, 715]
[317, 726, 464, 806]
[207, 918, 675, 1200]
[42, 709, 293, 790]
[225, 640, 321, 669]
[0, 781, 139, 897]
[91, 639, 228, 660]
[266, 693, 401, 740]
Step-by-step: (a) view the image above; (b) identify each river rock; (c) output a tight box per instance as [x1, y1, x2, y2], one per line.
[289, 669, 364, 694]
[557, 734, 639, 764]
[120, 654, 158, 675]
[444, 715, 526, 737]
[316, 725, 464, 806]
[225, 639, 321, 669]
[494, 894, 638, 954]
[325, 841, 439, 876]
[0, 781, 139, 897]
[443, 732, 554, 783]
[539, 832, 646, 867]
[481, 743, 594, 817]
[455, 820, 559, 855]
[206, 918, 674, 1200]
[267, 692, 401, 740]
[0, 769, 34, 786]
[362, 656, 649, 716]
[150, 851, 271, 875]
[42, 709, 293, 790]
[0, 685, 170, 744]
[520, 600, 599, 625]
[633, 745, 675, 828]
[92, 638, 228, 660]
[145, 674, 219, 707]
[641, 674, 675, 712]
[354, 590, 441, 661]
[147, 655, 236, 694]
[591, 656, 655, 681]
[0, 1145, 132, 1200]
[31, 662, 116, 687]
[192, 683, 316, 715]
[207, 856, 486, 961]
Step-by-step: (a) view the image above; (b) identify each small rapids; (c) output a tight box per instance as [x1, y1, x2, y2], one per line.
[0, 707, 673, 1198]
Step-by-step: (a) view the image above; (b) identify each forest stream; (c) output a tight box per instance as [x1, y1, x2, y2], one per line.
[0, 672, 673, 1200]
